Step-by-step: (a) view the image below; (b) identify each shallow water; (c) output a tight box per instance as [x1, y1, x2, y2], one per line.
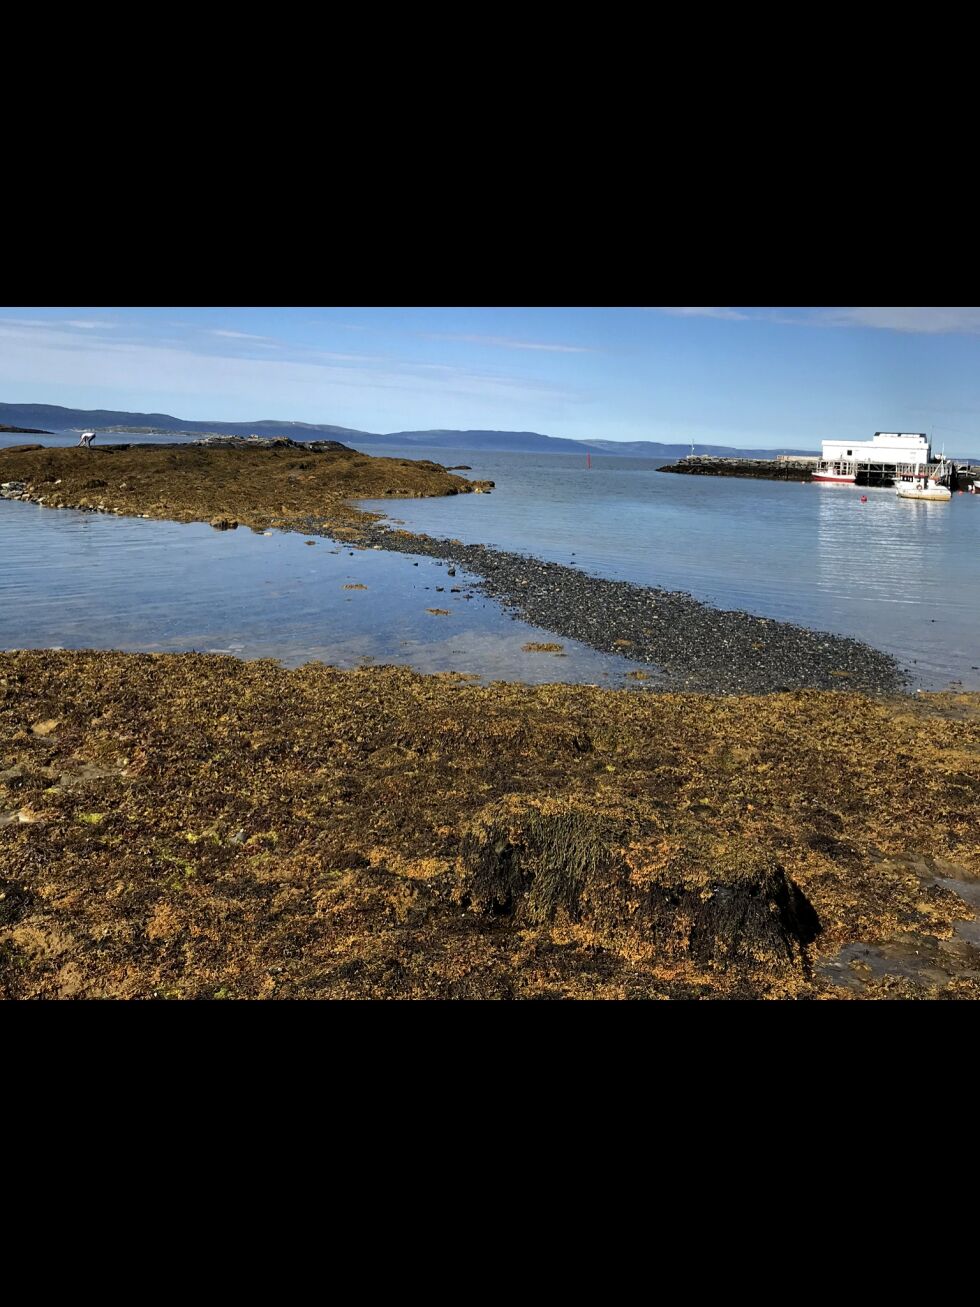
[360, 447, 980, 690]
[3, 433, 979, 688]
[0, 498, 659, 685]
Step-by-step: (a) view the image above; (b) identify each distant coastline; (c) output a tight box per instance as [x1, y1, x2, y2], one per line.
[0, 401, 818, 460]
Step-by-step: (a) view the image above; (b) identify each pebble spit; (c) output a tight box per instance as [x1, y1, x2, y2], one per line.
[293, 517, 908, 695]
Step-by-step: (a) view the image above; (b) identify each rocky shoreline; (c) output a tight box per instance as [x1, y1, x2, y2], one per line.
[297, 518, 907, 696]
[2, 441, 978, 1000]
[0, 439, 907, 695]
[0, 440, 494, 535]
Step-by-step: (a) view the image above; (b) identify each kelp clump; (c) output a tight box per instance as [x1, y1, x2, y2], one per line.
[461, 797, 821, 974]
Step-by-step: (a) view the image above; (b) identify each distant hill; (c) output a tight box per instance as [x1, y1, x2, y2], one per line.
[355, 429, 608, 455]
[319, 429, 820, 458]
[0, 403, 820, 458]
[582, 439, 819, 458]
[0, 403, 372, 443]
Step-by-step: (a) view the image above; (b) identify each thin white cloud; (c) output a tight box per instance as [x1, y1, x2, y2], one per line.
[304, 349, 386, 364]
[655, 307, 751, 320]
[814, 307, 980, 334]
[427, 333, 595, 354]
[655, 305, 980, 335]
[0, 316, 116, 330]
[0, 321, 579, 414]
[209, 329, 274, 341]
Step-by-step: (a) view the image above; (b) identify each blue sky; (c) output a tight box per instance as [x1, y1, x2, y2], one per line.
[3, 306, 980, 453]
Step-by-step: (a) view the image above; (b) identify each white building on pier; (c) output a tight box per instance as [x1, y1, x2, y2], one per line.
[821, 432, 930, 465]
[814, 432, 933, 484]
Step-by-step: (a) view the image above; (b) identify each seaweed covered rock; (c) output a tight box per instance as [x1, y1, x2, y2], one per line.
[460, 797, 821, 972]
[0, 442, 482, 535]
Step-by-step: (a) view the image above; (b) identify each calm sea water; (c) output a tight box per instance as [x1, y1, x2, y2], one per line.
[361, 446, 980, 691]
[0, 498, 657, 687]
[2, 433, 978, 689]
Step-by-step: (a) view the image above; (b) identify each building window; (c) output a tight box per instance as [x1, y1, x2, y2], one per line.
[846, 449, 853, 456]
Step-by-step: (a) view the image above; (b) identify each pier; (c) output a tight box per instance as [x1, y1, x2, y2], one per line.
[660, 455, 979, 490]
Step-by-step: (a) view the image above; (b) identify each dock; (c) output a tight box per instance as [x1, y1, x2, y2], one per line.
[660, 455, 979, 490]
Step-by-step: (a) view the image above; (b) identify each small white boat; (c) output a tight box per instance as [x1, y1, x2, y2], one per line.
[812, 461, 856, 484]
[895, 473, 952, 502]
[896, 483, 951, 501]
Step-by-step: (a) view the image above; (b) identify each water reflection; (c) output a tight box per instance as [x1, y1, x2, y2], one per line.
[0, 499, 662, 687]
[3, 439, 979, 690]
[370, 449, 980, 690]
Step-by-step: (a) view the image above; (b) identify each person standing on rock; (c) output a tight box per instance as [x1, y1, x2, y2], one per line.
[77, 430, 97, 448]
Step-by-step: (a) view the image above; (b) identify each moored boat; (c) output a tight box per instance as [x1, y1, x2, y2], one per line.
[896, 484, 952, 501]
[812, 462, 857, 484]
[895, 467, 952, 502]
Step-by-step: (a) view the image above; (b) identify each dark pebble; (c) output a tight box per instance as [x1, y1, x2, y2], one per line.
[289, 514, 908, 695]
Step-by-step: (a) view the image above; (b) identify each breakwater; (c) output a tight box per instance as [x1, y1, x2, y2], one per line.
[659, 458, 814, 481]
[660, 456, 980, 490]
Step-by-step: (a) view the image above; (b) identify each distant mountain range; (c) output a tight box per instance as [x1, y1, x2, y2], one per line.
[0, 404, 368, 442]
[0, 403, 819, 460]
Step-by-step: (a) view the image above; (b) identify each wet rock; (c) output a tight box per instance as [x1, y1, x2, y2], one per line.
[462, 802, 821, 972]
